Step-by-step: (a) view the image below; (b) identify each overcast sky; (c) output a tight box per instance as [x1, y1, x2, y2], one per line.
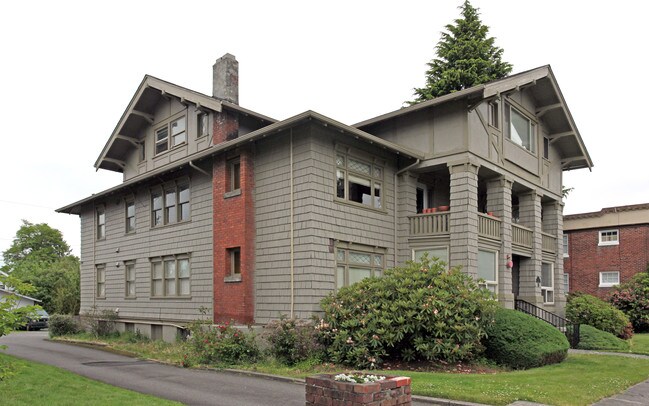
[1, 0, 648, 259]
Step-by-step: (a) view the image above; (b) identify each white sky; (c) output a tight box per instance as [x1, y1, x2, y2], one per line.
[1, 0, 648, 259]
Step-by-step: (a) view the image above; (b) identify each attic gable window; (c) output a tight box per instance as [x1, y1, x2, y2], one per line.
[197, 112, 210, 138]
[155, 127, 169, 154]
[155, 116, 186, 155]
[506, 105, 536, 153]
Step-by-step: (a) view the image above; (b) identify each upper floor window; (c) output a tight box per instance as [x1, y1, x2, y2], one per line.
[336, 245, 384, 288]
[96, 208, 105, 240]
[151, 255, 190, 297]
[151, 183, 190, 227]
[228, 157, 241, 192]
[541, 262, 554, 304]
[125, 261, 136, 298]
[563, 273, 570, 294]
[96, 264, 106, 298]
[488, 102, 499, 129]
[506, 105, 536, 153]
[139, 141, 146, 162]
[155, 116, 186, 155]
[336, 153, 383, 209]
[562, 234, 569, 257]
[477, 249, 498, 294]
[599, 229, 619, 246]
[225, 247, 241, 282]
[599, 271, 620, 287]
[197, 112, 210, 138]
[543, 137, 550, 159]
[125, 200, 135, 233]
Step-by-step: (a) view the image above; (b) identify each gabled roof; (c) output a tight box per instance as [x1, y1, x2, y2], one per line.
[0, 287, 42, 303]
[355, 65, 593, 171]
[95, 75, 277, 172]
[57, 110, 423, 215]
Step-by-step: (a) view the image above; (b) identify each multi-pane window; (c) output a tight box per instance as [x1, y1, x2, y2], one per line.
[96, 208, 105, 240]
[336, 247, 383, 288]
[228, 158, 241, 192]
[151, 255, 190, 297]
[336, 153, 383, 209]
[543, 137, 550, 159]
[96, 264, 106, 298]
[599, 229, 619, 246]
[413, 247, 449, 267]
[562, 234, 569, 257]
[155, 116, 186, 155]
[541, 262, 554, 304]
[488, 102, 499, 129]
[197, 113, 209, 137]
[139, 140, 146, 162]
[151, 184, 190, 227]
[506, 105, 536, 153]
[599, 271, 620, 287]
[477, 250, 498, 294]
[563, 273, 570, 294]
[125, 201, 136, 233]
[125, 261, 136, 298]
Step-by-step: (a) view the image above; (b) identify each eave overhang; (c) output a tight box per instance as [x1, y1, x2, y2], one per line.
[58, 110, 422, 215]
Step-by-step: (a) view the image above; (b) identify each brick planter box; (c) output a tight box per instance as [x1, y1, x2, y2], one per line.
[305, 373, 412, 405]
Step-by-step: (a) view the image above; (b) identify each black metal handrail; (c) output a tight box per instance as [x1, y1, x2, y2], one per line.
[515, 299, 580, 348]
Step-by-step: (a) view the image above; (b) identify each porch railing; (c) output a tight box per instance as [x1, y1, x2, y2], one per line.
[515, 299, 580, 348]
[512, 224, 533, 248]
[408, 212, 449, 236]
[541, 232, 557, 253]
[478, 213, 501, 240]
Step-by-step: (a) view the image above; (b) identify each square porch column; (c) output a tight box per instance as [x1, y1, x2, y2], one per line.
[487, 177, 514, 309]
[448, 160, 480, 278]
[518, 190, 543, 305]
[543, 200, 566, 315]
[396, 172, 418, 267]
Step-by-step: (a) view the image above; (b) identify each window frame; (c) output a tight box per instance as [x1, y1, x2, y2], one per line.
[96, 264, 106, 299]
[563, 273, 570, 294]
[506, 104, 537, 154]
[228, 157, 241, 192]
[541, 262, 554, 304]
[477, 249, 498, 294]
[599, 271, 620, 287]
[125, 261, 136, 298]
[488, 101, 499, 129]
[154, 115, 187, 156]
[335, 244, 384, 289]
[150, 255, 191, 298]
[335, 152, 384, 210]
[598, 229, 619, 246]
[197, 112, 210, 138]
[125, 200, 136, 234]
[412, 246, 449, 268]
[225, 247, 242, 282]
[151, 183, 190, 227]
[562, 234, 569, 257]
[96, 207, 106, 240]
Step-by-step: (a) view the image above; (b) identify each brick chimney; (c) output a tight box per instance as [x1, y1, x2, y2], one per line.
[213, 53, 239, 105]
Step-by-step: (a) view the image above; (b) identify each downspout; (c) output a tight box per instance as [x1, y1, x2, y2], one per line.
[189, 160, 210, 177]
[289, 129, 295, 318]
[393, 159, 421, 267]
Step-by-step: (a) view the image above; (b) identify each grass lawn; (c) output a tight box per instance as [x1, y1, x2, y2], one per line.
[0, 352, 181, 406]
[629, 333, 649, 355]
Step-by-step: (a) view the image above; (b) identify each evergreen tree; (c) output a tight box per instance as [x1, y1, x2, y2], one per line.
[412, 1, 512, 102]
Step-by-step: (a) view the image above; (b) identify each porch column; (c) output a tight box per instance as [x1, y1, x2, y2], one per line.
[543, 200, 566, 315]
[517, 190, 543, 305]
[487, 177, 514, 309]
[448, 160, 480, 278]
[396, 172, 418, 267]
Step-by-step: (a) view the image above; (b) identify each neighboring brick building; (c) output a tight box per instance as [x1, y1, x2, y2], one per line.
[563, 203, 649, 299]
[57, 55, 593, 339]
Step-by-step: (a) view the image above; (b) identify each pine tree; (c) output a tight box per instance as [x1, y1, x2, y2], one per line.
[412, 1, 512, 102]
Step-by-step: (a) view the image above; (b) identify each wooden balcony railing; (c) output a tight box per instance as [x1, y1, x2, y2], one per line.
[478, 213, 501, 240]
[542, 232, 557, 253]
[512, 224, 533, 248]
[408, 212, 449, 236]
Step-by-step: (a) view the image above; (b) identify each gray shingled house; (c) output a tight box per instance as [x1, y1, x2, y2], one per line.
[58, 54, 592, 340]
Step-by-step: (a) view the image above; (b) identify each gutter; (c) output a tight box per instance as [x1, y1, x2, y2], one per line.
[393, 159, 420, 267]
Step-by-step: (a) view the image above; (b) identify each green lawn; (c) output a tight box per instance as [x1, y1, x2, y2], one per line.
[0, 353, 181, 406]
[629, 333, 649, 355]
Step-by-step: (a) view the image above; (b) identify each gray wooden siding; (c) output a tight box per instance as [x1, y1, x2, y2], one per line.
[254, 124, 398, 323]
[79, 169, 213, 323]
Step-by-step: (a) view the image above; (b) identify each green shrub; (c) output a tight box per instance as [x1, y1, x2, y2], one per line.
[566, 294, 632, 339]
[48, 314, 81, 337]
[483, 307, 569, 369]
[577, 325, 630, 351]
[183, 321, 260, 367]
[317, 255, 495, 369]
[610, 271, 649, 332]
[264, 316, 323, 365]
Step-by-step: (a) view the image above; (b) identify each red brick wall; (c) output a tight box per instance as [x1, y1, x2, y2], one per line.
[213, 110, 239, 144]
[564, 224, 649, 299]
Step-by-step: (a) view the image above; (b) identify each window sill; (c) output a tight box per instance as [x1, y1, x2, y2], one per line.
[334, 197, 387, 214]
[505, 138, 537, 157]
[150, 219, 192, 230]
[149, 295, 193, 300]
[224, 275, 242, 283]
[599, 283, 619, 288]
[598, 242, 619, 247]
[224, 189, 241, 199]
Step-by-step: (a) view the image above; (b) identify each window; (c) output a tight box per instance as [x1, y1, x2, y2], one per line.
[477, 250, 498, 294]
[197, 112, 209, 138]
[155, 116, 186, 155]
[563, 273, 570, 294]
[125, 261, 136, 298]
[336, 153, 383, 209]
[125, 200, 135, 233]
[599, 271, 620, 287]
[336, 246, 384, 288]
[599, 229, 619, 246]
[506, 105, 536, 153]
[151, 184, 190, 227]
[543, 137, 550, 159]
[226, 247, 241, 279]
[562, 234, 569, 257]
[488, 102, 499, 129]
[413, 247, 449, 266]
[541, 262, 554, 304]
[96, 264, 106, 298]
[228, 158, 241, 192]
[139, 141, 146, 162]
[151, 255, 190, 297]
[96, 208, 105, 240]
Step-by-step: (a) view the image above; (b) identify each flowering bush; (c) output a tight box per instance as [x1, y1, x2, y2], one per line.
[264, 316, 323, 365]
[610, 271, 649, 332]
[334, 373, 385, 383]
[317, 255, 496, 369]
[183, 320, 260, 367]
[566, 293, 632, 339]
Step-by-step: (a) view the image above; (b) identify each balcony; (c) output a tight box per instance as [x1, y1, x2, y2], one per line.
[512, 224, 533, 250]
[542, 232, 557, 254]
[478, 213, 501, 240]
[408, 212, 449, 236]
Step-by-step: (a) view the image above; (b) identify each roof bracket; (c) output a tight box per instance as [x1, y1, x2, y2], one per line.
[131, 110, 154, 124]
[115, 135, 140, 147]
[536, 103, 562, 118]
[103, 157, 127, 169]
[548, 131, 574, 143]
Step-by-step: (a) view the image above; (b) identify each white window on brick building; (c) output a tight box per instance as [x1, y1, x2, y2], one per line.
[562, 234, 569, 257]
[599, 271, 620, 287]
[598, 229, 619, 246]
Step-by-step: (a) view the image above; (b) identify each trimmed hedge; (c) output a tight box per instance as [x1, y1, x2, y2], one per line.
[48, 314, 81, 337]
[566, 294, 632, 339]
[577, 325, 630, 351]
[484, 307, 569, 369]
